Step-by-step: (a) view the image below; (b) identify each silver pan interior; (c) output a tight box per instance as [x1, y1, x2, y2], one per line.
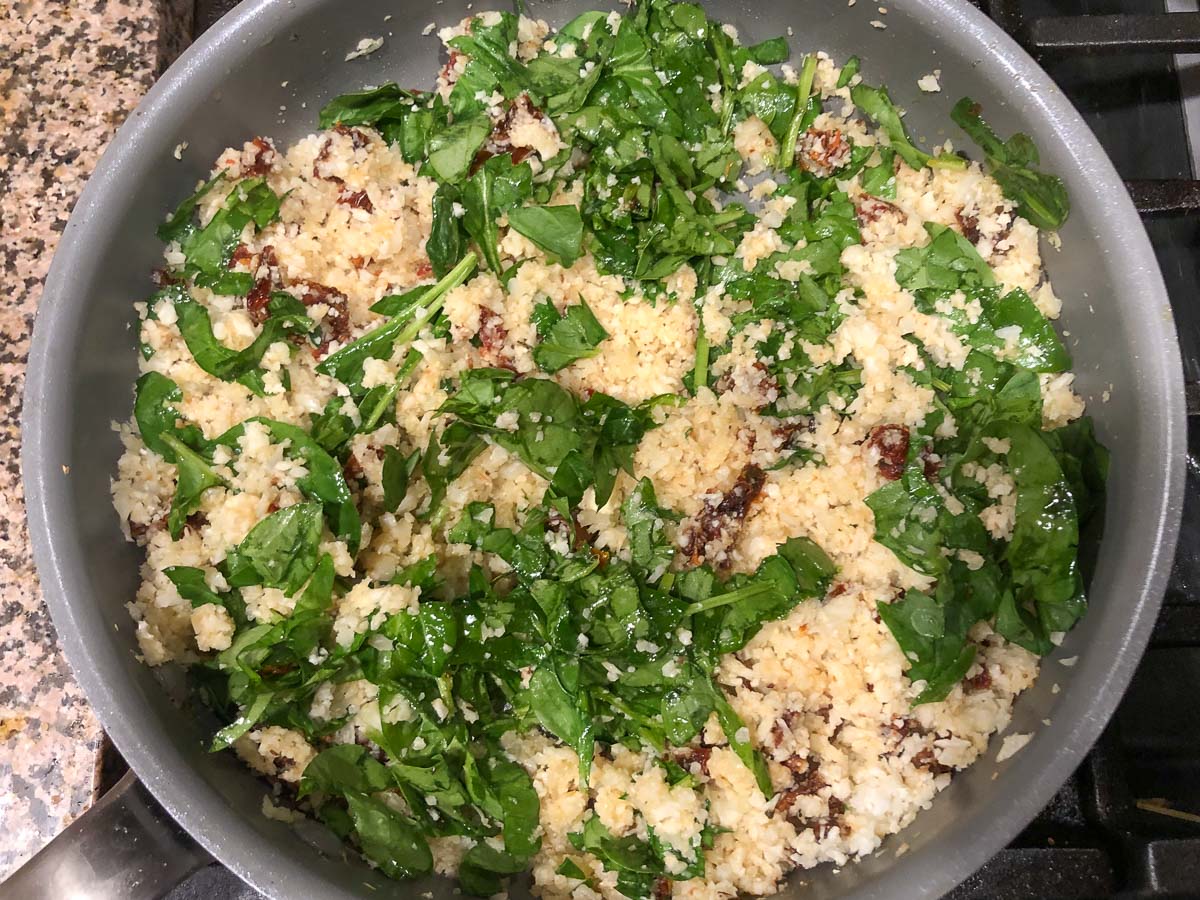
[22, 0, 1185, 898]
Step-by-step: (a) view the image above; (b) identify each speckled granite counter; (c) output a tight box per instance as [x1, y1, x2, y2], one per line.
[0, 0, 191, 879]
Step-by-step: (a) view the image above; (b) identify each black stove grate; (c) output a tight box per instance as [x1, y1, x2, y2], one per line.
[162, 1, 1200, 897]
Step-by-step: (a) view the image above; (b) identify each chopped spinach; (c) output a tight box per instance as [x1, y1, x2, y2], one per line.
[223, 501, 325, 595]
[161, 433, 228, 539]
[174, 295, 310, 396]
[531, 297, 609, 373]
[951, 97, 1070, 230]
[175, 177, 282, 290]
[851, 83, 966, 172]
[506, 204, 584, 267]
[137, 3, 1105, 894]
[462, 155, 534, 273]
[320, 252, 477, 395]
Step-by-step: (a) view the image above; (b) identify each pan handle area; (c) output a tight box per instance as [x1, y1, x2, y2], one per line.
[3, 769, 214, 899]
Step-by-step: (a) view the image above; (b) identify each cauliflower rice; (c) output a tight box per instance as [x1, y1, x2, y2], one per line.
[111, 3, 1101, 898]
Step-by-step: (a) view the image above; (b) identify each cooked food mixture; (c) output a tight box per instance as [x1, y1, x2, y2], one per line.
[112, 2, 1108, 897]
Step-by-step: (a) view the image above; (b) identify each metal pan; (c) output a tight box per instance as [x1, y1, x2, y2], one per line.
[18, 0, 1186, 897]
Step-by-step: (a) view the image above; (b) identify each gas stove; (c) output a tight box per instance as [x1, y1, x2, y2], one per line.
[158, 1, 1200, 897]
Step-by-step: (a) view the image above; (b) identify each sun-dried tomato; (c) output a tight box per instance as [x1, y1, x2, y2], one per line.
[243, 136, 275, 177]
[685, 464, 766, 564]
[956, 208, 981, 244]
[312, 137, 345, 185]
[798, 128, 851, 174]
[856, 195, 905, 226]
[674, 745, 713, 776]
[866, 424, 910, 481]
[476, 307, 516, 370]
[295, 282, 351, 357]
[964, 668, 993, 692]
[230, 244, 254, 267]
[912, 748, 954, 776]
[471, 94, 547, 174]
[439, 50, 465, 89]
[337, 189, 374, 213]
[920, 445, 942, 483]
[245, 278, 273, 325]
[332, 123, 370, 149]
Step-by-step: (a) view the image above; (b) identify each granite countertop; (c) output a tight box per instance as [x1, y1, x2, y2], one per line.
[0, 0, 192, 879]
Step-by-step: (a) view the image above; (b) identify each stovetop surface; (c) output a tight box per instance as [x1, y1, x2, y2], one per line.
[166, 0, 1200, 897]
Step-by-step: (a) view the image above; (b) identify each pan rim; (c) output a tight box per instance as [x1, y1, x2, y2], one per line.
[22, 0, 1185, 897]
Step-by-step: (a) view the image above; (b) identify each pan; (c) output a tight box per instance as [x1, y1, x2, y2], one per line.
[17, 0, 1186, 897]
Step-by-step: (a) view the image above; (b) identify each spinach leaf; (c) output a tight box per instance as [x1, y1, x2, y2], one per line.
[850, 84, 966, 172]
[747, 36, 790, 65]
[736, 72, 798, 142]
[860, 147, 896, 198]
[318, 83, 419, 130]
[174, 296, 304, 396]
[450, 502, 551, 582]
[428, 183, 467, 278]
[345, 792, 434, 879]
[358, 349, 422, 436]
[531, 298, 609, 373]
[382, 446, 418, 513]
[157, 173, 226, 243]
[894, 223, 995, 293]
[486, 378, 589, 479]
[459, 844, 528, 897]
[567, 817, 662, 900]
[485, 757, 542, 857]
[506, 205, 584, 267]
[213, 418, 361, 554]
[164, 565, 243, 625]
[421, 421, 488, 521]
[462, 155, 534, 273]
[319, 252, 477, 394]
[836, 56, 860, 89]
[951, 97, 1069, 230]
[446, 12, 525, 116]
[309, 398, 357, 455]
[779, 55, 817, 170]
[224, 502, 324, 595]
[1043, 417, 1109, 527]
[712, 688, 772, 796]
[286, 553, 336, 657]
[877, 584, 977, 705]
[864, 466, 948, 577]
[161, 433, 228, 539]
[300, 743, 393, 798]
[688, 537, 834, 665]
[426, 115, 491, 184]
[999, 423, 1084, 650]
[440, 374, 662, 509]
[210, 690, 273, 752]
[178, 178, 281, 285]
[984, 288, 1071, 373]
[527, 664, 595, 785]
[134, 372, 205, 459]
[586, 393, 665, 508]
[621, 478, 678, 579]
